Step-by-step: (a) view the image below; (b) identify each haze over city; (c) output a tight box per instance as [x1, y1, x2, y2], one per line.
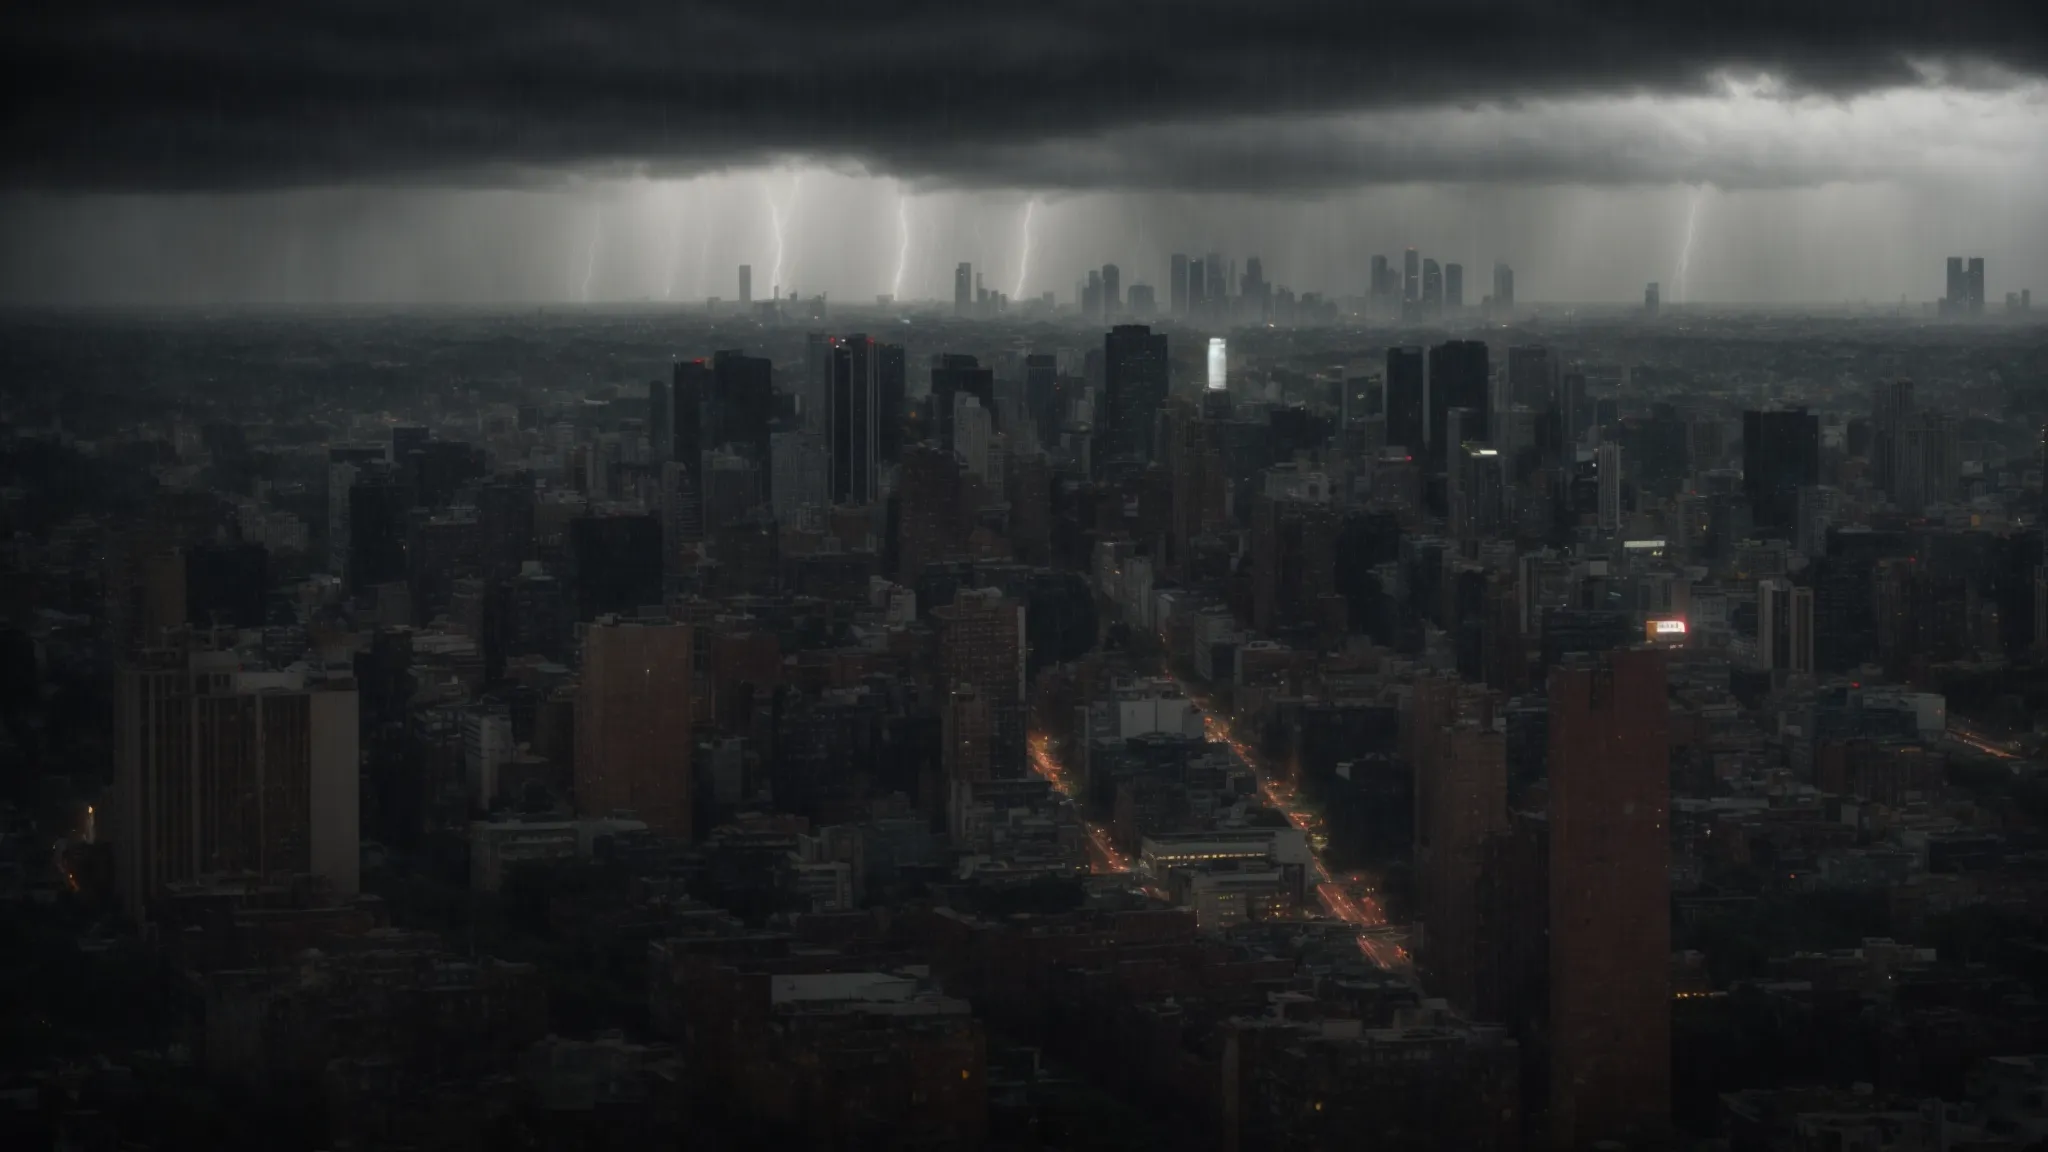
[3, 3, 2046, 305]
[6, 6, 2048, 1152]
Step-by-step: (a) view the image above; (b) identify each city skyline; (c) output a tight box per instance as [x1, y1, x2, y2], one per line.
[3, 7, 2045, 305]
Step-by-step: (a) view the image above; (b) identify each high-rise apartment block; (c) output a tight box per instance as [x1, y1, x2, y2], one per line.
[575, 618, 694, 839]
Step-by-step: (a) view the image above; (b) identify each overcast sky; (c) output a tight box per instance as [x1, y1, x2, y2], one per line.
[3, 2, 2045, 305]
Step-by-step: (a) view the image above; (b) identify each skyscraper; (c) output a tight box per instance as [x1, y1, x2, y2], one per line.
[1968, 257, 1986, 313]
[1452, 442, 1504, 540]
[1204, 253, 1225, 306]
[877, 341, 908, 465]
[1644, 282, 1661, 315]
[668, 358, 710, 540]
[708, 348, 774, 467]
[1548, 648, 1670, 1149]
[1417, 715, 1506, 1012]
[1385, 346, 1426, 453]
[1403, 247, 1420, 304]
[954, 262, 972, 316]
[1170, 253, 1189, 316]
[1426, 340, 1490, 467]
[803, 332, 834, 433]
[1493, 262, 1515, 310]
[1101, 263, 1121, 321]
[770, 430, 829, 521]
[1947, 256, 1964, 311]
[1595, 442, 1622, 531]
[117, 651, 360, 923]
[1506, 345, 1555, 410]
[831, 336, 881, 505]
[1025, 353, 1060, 448]
[1758, 578, 1816, 673]
[1371, 254, 1391, 313]
[1101, 324, 1170, 471]
[1444, 263, 1464, 310]
[738, 264, 752, 306]
[934, 587, 1026, 778]
[954, 395, 992, 480]
[1742, 408, 1820, 532]
[1187, 259, 1206, 312]
[1422, 259, 1442, 314]
[576, 618, 694, 839]
[931, 353, 996, 453]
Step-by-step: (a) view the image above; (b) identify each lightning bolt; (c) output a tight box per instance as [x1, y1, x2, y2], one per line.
[581, 217, 601, 304]
[1676, 186, 1706, 305]
[768, 171, 802, 299]
[892, 188, 911, 301]
[663, 184, 684, 301]
[1014, 197, 1036, 299]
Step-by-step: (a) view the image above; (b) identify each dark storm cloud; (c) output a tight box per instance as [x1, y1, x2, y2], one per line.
[3, 0, 2044, 192]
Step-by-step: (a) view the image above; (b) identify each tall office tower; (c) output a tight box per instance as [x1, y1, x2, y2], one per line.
[668, 357, 710, 538]
[1207, 337, 1227, 392]
[931, 353, 996, 452]
[1505, 345, 1555, 409]
[1426, 340, 1491, 467]
[576, 618, 694, 839]
[876, 341, 907, 465]
[1124, 283, 1155, 317]
[1205, 253, 1226, 305]
[1187, 259, 1206, 312]
[648, 378, 672, 462]
[1644, 282, 1661, 315]
[954, 262, 973, 315]
[1403, 247, 1420, 304]
[1102, 263, 1121, 320]
[1559, 370, 1590, 448]
[117, 652, 360, 923]
[934, 586, 1026, 778]
[1422, 259, 1443, 314]
[1493, 263, 1515, 309]
[1595, 442, 1622, 531]
[1025, 353, 1060, 448]
[1385, 346, 1427, 453]
[738, 265, 752, 306]
[1870, 377, 1915, 493]
[830, 336, 881, 505]
[941, 681, 992, 838]
[1758, 578, 1816, 674]
[1370, 254, 1391, 313]
[1548, 648, 1670, 1149]
[1946, 256, 1964, 313]
[770, 430, 829, 522]
[1968, 257, 1986, 314]
[1170, 253, 1190, 316]
[709, 348, 775, 466]
[1444, 262, 1464, 310]
[1453, 442, 1505, 541]
[1418, 715, 1507, 1013]
[1101, 324, 1171, 471]
[954, 395, 993, 480]
[802, 332, 835, 433]
[1082, 269, 1102, 319]
[1894, 410, 1962, 513]
[1742, 408, 1821, 532]
[896, 442, 965, 581]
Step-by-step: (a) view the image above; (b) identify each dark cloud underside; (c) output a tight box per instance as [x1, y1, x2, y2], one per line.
[3, 0, 2045, 191]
